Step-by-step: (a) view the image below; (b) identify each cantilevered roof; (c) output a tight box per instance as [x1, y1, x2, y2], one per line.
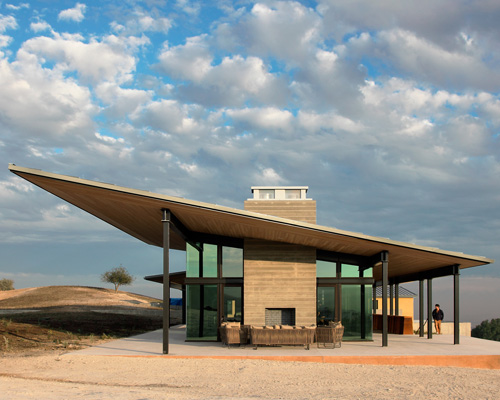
[9, 164, 493, 282]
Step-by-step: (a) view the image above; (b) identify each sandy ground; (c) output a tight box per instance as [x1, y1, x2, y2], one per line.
[1, 352, 500, 399]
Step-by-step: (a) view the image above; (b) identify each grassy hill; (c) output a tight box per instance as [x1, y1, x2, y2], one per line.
[0, 285, 161, 309]
[0, 286, 164, 355]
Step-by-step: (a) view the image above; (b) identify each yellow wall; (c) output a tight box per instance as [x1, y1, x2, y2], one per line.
[375, 297, 414, 321]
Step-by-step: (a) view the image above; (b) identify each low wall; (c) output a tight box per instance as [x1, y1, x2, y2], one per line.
[413, 321, 471, 336]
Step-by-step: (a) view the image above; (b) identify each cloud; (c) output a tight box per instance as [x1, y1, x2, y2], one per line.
[21, 33, 139, 84]
[175, 0, 201, 17]
[110, 12, 172, 35]
[30, 20, 52, 33]
[0, 14, 17, 32]
[0, 51, 96, 143]
[215, 1, 322, 65]
[58, 3, 87, 23]
[95, 82, 152, 119]
[158, 37, 288, 107]
[5, 3, 29, 11]
[0, 34, 12, 47]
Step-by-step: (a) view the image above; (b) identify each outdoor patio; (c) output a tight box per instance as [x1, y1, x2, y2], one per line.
[73, 325, 500, 369]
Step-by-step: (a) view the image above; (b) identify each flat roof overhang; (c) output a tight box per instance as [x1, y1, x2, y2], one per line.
[9, 164, 494, 282]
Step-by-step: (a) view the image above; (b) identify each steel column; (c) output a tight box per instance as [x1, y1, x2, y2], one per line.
[182, 286, 186, 325]
[395, 284, 399, 316]
[389, 284, 394, 315]
[454, 265, 460, 345]
[162, 209, 171, 354]
[427, 278, 432, 339]
[419, 280, 424, 337]
[381, 251, 389, 347]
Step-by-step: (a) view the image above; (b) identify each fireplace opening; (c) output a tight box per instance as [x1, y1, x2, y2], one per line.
[265, 308, 296, 326]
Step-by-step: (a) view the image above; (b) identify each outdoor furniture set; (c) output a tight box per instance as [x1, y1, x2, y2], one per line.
[219, 321, 344, 350]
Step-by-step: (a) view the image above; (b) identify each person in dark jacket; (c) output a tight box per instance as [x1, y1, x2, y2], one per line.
[432, 304, 444, 334]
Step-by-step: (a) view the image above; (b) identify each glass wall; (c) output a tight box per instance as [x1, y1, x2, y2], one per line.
[317, 260, 336, 277]
[222, 246, 243, 277]
[223, 286, 242, 322]
[186, 241, 244, 341]
[341, 263, 359, 277]
[317, 286, 335, 325]
[202, 244, 218, 277]
[186, 243, 200, 277]
[186, 284, 218, 340]
[341, 285, 373, 340]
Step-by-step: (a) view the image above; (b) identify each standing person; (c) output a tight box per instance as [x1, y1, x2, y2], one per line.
[432, 304, 444, 334]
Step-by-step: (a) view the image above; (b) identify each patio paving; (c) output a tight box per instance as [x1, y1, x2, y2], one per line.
[72, 325, 500, 369]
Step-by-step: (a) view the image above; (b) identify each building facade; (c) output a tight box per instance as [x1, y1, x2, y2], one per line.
[9, 165, 494, 352]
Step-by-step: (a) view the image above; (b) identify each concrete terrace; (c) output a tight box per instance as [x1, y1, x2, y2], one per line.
[73, 325, 500, 369]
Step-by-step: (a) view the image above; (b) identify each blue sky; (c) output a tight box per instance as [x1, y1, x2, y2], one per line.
[1, 1, 499, 326]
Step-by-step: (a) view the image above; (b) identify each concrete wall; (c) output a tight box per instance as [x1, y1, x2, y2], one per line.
[413, 321, 471, 336]
[243, 200, 316, 224]
[243, 239, 316, 326]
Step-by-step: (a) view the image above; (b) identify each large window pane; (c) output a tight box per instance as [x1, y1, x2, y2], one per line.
[202, 244, 218, 277]
[341, 263, 359, 277]
[362, 267, 373, 278]
[222, 246, 243, 277]
[341, 285, 372, 340]
[186, 285, 218, 341]
[223, 286, 242, 322]
[317, 260, 336, 277]
[186, 243, 200, 277]
[317, 286, 335, 326]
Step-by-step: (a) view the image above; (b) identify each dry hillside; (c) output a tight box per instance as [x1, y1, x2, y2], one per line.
[0, 286, 161, 309]
[0, 286, 166, 355]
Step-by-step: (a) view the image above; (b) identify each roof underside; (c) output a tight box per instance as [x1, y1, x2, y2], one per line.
[9, 165, 493, 282]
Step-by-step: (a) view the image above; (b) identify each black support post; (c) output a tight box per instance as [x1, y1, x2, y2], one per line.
[427, 278, 432, 339]
[419, 279, 424, 337]
[162, 209, 171, 354]
[381, 251, 389, 347]
[182, 286, 186, 325]
[454, 265, 460, 345]
[389, 284, 394, 315]
[395, 284, 399, 316]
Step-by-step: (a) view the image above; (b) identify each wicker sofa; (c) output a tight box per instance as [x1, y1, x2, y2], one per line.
[316, 322, 344, 348]
[250, 325, 316, 350]
[219, 322, 248, 347]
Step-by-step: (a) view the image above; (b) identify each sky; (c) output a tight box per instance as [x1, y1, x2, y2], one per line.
[0, 0, 499, 327]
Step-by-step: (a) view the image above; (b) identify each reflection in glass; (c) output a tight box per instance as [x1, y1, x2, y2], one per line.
[186, 284, 218, 340]
[341, 285, 372, 340]
[202, 244, 218, 277]
[317, 260, 336, 277]
[222, 246, 243, 277]
[317, 286, 335, 326]
[341, 263, 359, 277]
[223, 286, 242, 322]
[186, 243, 200, 277]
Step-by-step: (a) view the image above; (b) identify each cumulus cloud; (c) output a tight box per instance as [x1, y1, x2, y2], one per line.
[30, 20, 52, 33]
[215, 1, 321, 65]
[5, 3, 29, 11]
[0, 50, 96, 143]
[0, 14, 17, 32]
[110, 12, 172, 35]
[58, 3, 87, 22]
[0, 34, 12, 47]
[158, 37, 288, 106]
[175, 0, 201, 16]
[21, 34, 139, 84]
